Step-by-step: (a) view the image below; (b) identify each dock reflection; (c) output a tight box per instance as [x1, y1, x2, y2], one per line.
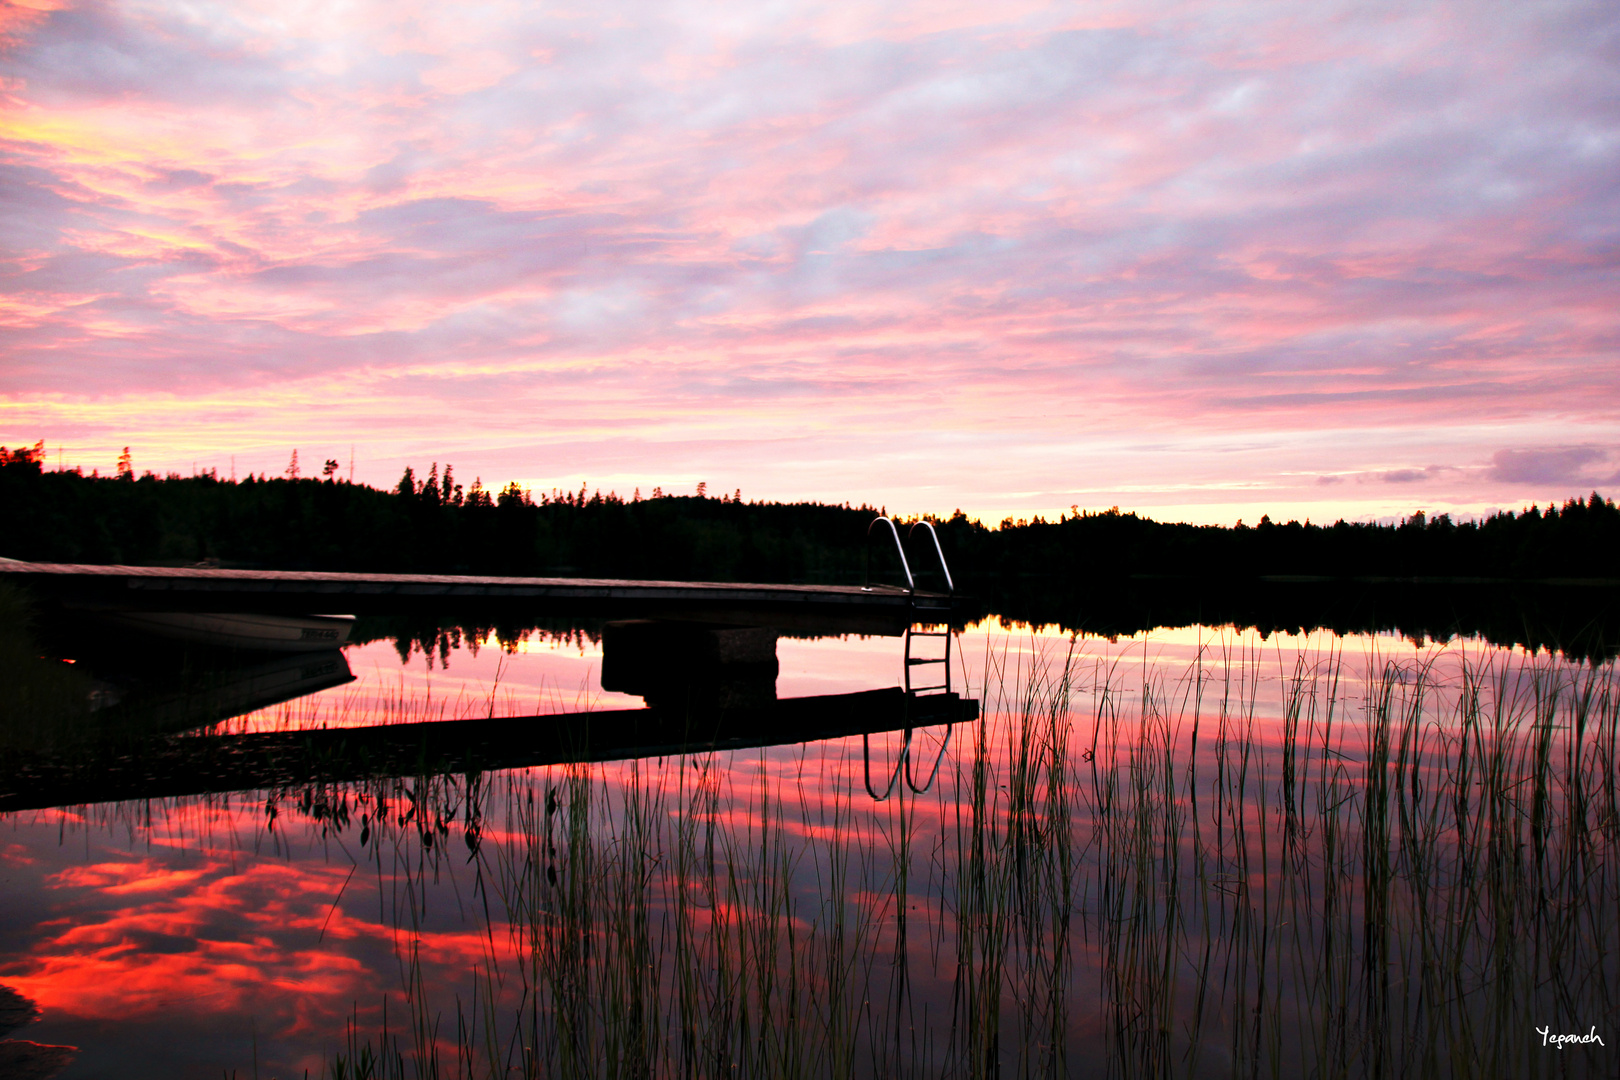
[4, 604, 977, 813]
[0, 689, 976, 813]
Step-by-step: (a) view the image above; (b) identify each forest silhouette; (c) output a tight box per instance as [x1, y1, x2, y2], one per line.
[3, 440, 1614, 584]
[4, 441, 1617, 660]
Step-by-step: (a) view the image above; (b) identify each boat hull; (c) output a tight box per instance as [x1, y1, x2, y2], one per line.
[102, 611, 356, 652]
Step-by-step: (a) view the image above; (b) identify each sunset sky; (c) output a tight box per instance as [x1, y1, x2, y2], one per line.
[1, 0, 1616, 525]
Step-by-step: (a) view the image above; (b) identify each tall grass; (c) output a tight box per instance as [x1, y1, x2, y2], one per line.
[318, 634, 1617, 1079]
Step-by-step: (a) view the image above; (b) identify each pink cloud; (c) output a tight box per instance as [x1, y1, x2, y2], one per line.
[0, 0, 1615, 524]
[1489, 445, 1619, 487]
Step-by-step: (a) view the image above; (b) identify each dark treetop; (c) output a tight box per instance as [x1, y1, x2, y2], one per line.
[3, 442, 1617, 660]
[3, 442, 1614, 584]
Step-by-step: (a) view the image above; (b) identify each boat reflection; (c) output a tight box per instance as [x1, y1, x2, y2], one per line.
[2, 607, 359, 752]
[91, 648, 356, 731]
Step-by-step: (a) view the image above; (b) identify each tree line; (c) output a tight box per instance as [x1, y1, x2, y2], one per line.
[1, 440, 1616, 586]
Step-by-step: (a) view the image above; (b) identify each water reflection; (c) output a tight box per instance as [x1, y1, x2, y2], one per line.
[0, 985, 74, 1079]
[1, 618, 1616, 1078]
[0, 623, 357, 762]
[982, 578, 1620, 664]
[0, 687, 973, 813]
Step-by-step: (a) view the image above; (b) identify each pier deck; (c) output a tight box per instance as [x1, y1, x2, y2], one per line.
[0, 560, 959, 632]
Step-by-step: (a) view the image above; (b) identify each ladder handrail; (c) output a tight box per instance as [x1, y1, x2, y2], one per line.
[905, 722, 952, 793]
[865, 516, 914, 593]
[870, 623, 960, 799]
[907, 520, 955, 595]
[863, 722, 955, 799]
[864, 728, 913, 801]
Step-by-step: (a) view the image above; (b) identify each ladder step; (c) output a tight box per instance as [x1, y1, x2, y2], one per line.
[906, 657, 946, 665]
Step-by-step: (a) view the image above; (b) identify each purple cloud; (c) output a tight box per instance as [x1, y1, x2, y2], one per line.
[1489, 447, 1613, 485]
[0, 0, 1616, 522]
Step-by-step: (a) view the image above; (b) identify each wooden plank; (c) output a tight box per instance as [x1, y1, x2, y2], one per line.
[0, 560, 956, 625]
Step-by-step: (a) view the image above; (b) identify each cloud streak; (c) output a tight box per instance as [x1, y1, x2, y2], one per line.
[1, 0, 1616, 522]
[1489, 446, 1618, 487]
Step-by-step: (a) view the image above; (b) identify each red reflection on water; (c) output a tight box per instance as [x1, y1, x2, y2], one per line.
[10, 859, 372, 1019]
[49, 859, 214, 894]
[0, 802, 510, 1077]
[222, 630, 913, 733]
[1, 842, 38, 866]
[2, 629, 1601, 1077]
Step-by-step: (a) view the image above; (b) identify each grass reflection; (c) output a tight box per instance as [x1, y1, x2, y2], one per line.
[319, 638, 1616, 1079]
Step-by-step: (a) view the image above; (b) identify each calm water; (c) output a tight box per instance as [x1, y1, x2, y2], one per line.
[2, 620, 1615, 1078]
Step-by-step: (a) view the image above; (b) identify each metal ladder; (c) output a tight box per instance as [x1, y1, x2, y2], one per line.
[904, 624, 951, 695]
[864, 517, 955, 604]
[863, 515, 958, 695]
[864, 517, 959, 800]
[864, 719, 954, 802]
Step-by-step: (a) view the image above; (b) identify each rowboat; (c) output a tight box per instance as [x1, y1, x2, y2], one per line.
[99, 611, 356, 652]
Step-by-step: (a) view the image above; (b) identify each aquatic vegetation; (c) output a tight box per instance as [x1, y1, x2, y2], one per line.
[324, 636, 1619, 1078]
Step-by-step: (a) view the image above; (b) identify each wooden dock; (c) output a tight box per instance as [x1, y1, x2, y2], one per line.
[0, 688, 977, 812]
[0, 560, 959, 633]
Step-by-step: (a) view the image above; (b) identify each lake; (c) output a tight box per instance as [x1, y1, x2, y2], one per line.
[2, 611, 1615, 1078]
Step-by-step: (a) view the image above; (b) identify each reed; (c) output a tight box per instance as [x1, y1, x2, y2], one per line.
[300, 632, 1617, 1079]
